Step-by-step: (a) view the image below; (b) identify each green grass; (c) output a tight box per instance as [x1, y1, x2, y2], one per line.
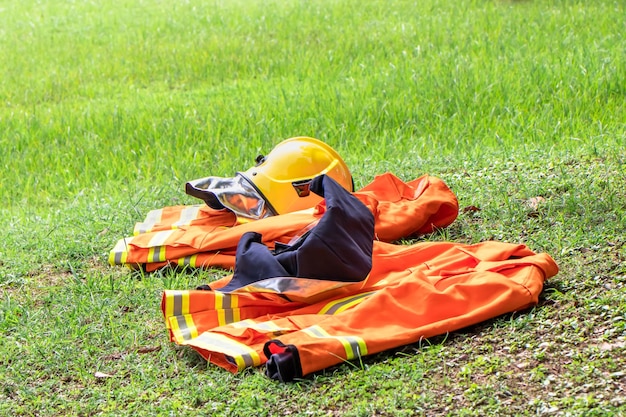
[1, 0, 625, 415]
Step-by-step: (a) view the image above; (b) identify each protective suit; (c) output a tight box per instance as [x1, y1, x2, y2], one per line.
[109, 172, 459, 272]
[158, 175, 558, 381]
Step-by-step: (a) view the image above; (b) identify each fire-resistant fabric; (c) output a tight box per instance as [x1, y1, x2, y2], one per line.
[161, 240, 558, 381]
[220, 174, 374, 295]
[109, 173, 459, 272]
[111, 171, 558, 381]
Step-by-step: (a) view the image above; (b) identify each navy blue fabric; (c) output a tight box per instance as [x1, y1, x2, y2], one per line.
[264, 341, 302, 382]
[219, 175, 375, 292]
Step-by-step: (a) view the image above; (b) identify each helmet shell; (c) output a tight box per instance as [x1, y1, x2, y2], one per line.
[240, 137, 353, 215]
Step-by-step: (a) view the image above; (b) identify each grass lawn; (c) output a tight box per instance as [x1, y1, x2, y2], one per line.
[1, 0, 625, 415]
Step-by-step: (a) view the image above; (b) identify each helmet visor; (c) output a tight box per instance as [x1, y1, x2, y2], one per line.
[185, 173, 274, 220]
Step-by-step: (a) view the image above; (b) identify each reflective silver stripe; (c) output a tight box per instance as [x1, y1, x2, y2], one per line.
[221, 294, 231, 309]
[175, 315, 193, 341]
[172, 205, 201, 228]
[232, 276, 356, 299]
[149, 246, 160, 263]
[237, 352, 256, 368]
[249, 322, 283, 331]
[147, 230, 175, 263]
[178, 255, 195, 267]
[321, 291, 376, 315]
[214, 292, 240, 325]
[193, 332, 259, 369]
[341, 336, 367, 359]
[230, 319, 287, 334]
[222, 294, 234, 324]
[303, 325, 367, 360]
[148, 229, 174, 247]
[304, 326, 327, 338]
[165, 291, 198, 342]
[109, 237, 132, 265]
[172, 292, 183, 315]
[113, 240, 125, 265]
[134, 209, 163, 235]
[230, 319, 255, 328]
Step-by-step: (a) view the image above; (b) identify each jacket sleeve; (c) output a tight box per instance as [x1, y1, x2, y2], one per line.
[111, 173, 458, 271]
[353, 173, 459, 241]
[263, 243, 558, 381]
[160, 241, 558, 381]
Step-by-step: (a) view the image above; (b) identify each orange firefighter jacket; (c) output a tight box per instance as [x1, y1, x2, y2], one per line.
[145, 173, 559, 381]
[162, 240, 558, 381]
[109, 173, 459, 272]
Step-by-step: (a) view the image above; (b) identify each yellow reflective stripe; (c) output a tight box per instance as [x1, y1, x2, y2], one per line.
[318, 291, 376, 315]
[215, 292, 224, 325]
[168, 315, 182, 340]
[164, 291, 176, 322]
[182, 314, 199, 340]
[182, 291, 190, 314]
[134, 208, 163, 235]
[192, 332, 261, 371]
[345, 336, 368, 358]
[168, 314, 199, 342]
[147, 247, 163, 263]
[108, 237, 131, 265]
[169, 315, 190, 342]
[147, 230, 174, 263]
[171, 205, 201, 229]
[231, 294, 240, 323]
[302, 325, 368, 360]
[302, 326, 354, 356]
[164, 291, 198, 340]
[177, 254, 198, 268]
[169, 291, 184, 315]
[215, 292, 241, 326]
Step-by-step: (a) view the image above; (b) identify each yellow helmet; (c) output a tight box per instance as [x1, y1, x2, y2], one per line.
[240, 137, 353, 215]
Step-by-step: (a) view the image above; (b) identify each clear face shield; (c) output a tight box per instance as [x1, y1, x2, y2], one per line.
[185, 173, 275, 220]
